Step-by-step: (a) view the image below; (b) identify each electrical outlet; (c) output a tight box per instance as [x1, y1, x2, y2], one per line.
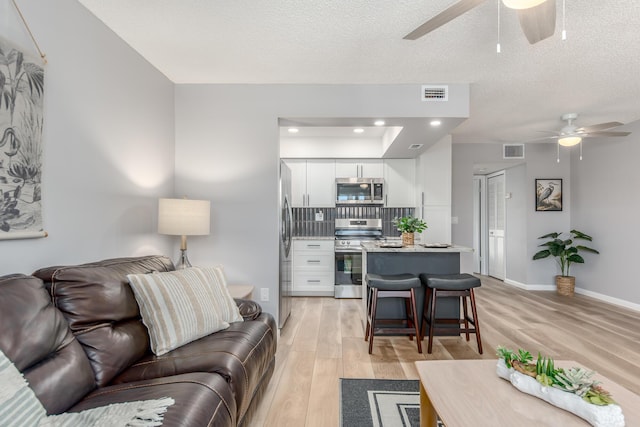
[260, 288, 269, 302]
[315, 211, 324, 221]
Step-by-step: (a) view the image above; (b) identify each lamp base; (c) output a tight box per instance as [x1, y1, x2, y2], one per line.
[175, 249, 192, 270]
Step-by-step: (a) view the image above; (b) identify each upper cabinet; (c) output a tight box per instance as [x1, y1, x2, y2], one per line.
[383, 159, 416, 207]
[335, 159, 383, 178]
[284, 159, 335, 207]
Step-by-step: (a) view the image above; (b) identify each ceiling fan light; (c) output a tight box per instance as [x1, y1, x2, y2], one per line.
[558, 136, 582, 147]
[501, 0, 547, 9]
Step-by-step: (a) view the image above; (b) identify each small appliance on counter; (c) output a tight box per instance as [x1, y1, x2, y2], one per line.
[334, 218, 383, 298]
[336, 178, 384, 205]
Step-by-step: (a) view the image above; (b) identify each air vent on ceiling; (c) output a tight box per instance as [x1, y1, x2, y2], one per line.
[408, 144, 424, 150]
[421, 85, 448, 101]
[503, 144, 525, 159]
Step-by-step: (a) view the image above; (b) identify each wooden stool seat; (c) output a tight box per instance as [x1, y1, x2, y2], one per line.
[365, 273, 422, 354]
[419, 273, 483, 354]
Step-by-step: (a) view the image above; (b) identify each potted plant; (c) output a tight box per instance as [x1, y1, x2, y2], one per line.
[532, 229, 599, 296]
[392, 216, 427, 246]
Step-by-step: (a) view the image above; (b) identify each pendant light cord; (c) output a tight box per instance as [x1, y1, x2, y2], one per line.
[562, 0, 567, 40]
[496, 0, 502, 53]
[11, 0, 47, 64]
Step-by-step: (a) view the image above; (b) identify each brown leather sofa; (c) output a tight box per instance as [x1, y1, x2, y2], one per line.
[0, 255, 277, 427]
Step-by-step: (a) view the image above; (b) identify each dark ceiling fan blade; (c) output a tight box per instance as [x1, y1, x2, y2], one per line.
[403, 0, 487, 40]
[576, 121, 624, 133]
[586, 131, 632, 137]
[518, 0, 556, 44]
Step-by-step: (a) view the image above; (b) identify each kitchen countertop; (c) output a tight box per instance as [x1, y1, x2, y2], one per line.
[292, 236, 335, 240]
[361, 242, 473, 253]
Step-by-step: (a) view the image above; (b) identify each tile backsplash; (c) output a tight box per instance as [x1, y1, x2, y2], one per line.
[292, 207, 415, 237]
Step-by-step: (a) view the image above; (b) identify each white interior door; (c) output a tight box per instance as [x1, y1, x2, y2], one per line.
[488, 172, 505, 280]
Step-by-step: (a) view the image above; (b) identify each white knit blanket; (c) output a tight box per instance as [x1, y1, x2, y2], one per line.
[0, 349, 174, 427]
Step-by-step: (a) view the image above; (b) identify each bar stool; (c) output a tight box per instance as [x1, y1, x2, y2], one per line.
[364, 273, 422, 354]
[419, 273, 483, 354]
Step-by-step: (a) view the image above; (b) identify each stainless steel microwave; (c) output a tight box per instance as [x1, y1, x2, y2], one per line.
[336, 178, 384, 205]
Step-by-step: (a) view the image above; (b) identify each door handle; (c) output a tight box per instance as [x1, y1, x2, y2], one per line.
[307, 260, 321, 263]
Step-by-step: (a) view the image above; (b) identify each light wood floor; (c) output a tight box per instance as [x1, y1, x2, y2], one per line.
[251, 276, 640, 426]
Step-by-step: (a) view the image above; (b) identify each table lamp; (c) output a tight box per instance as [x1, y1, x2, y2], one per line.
[158, 197, 210, 269]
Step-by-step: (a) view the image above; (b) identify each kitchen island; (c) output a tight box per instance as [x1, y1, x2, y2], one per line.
[361, 242, 473, 336]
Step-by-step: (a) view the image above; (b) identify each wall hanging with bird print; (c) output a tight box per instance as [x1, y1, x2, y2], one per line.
[535, 179, 562, 211]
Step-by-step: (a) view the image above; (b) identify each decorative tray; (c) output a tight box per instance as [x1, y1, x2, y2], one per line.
[377, 243, 404, 248]
[420, 243, 451, 248]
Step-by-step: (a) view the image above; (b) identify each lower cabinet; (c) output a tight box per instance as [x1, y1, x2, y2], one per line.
[292, 239, 335, 296]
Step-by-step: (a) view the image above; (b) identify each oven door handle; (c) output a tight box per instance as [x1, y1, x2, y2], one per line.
[335, 249, 363, 253]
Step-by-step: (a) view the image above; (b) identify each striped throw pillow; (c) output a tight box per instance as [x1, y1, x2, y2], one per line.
[197, 266, 243, 323]
[127, 268, 230, 356]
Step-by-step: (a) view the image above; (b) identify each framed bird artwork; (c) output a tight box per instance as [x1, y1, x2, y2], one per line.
[535, 179, 563, 211]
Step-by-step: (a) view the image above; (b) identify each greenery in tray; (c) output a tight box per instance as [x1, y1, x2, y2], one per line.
[532, 230, 599, 277]
[496, 346, 616, 406]
[392, 216, 427, 233]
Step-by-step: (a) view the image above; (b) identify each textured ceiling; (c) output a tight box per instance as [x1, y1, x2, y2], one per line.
[77, 0, 640, 144]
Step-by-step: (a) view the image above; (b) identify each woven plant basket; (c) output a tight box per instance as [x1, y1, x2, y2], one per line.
[556, 275, 575, 297]
[402, 232, 415, 246]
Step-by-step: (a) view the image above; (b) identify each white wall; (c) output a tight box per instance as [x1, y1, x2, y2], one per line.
[570, 120, 640, 305]
[0, 0, 175, 274]
[452, 143, 571, 281]
[175, 84, 470, 317]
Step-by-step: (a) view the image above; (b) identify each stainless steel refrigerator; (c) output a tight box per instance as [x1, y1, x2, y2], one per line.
[278, 161, 292, 328]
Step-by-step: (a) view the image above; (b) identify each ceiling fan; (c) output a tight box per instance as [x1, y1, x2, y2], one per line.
[533, 113, 631, 161]
[539, 113, 631, 147]
[404, 0, 556, 45]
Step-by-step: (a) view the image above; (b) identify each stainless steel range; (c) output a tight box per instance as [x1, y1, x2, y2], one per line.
[334, 218, 383, 298]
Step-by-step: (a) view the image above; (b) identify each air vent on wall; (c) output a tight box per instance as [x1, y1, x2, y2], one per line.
[408, 143, 424, 150]
[503, 144, 525, 159]
[421, 85, 448, 101]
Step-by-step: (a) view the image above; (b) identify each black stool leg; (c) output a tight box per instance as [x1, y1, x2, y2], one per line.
[365, 285, 372, 342]
[368, 288, 379, 354]
[469, 288, 483, 354]
[427, 288, 438, 354]
[404, 297, 414, 341]
[410, 288, 422, 353]
[420, 287, 432, 342]
[462, 294, 470, 341]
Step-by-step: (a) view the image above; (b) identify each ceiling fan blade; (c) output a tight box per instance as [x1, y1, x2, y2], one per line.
[576, 121, 624, 133]
[586, 131, 632, 137]
[403, 0, 487, 40]
[518, 0, 556, 44]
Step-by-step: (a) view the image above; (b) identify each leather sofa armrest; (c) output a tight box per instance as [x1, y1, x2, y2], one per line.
[234, 299, 262, 321]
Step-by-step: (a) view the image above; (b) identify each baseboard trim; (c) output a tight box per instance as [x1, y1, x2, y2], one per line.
[574, 287, 640, 312]
[503, 279, 555, 291]
[502, 278, 640, 313]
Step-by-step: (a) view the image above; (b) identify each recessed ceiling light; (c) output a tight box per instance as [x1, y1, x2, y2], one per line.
[353, 128, 365, 134]
[374, 120, 385, 126]
[287, 128, 299, 133]
[430, 120, 442, 127]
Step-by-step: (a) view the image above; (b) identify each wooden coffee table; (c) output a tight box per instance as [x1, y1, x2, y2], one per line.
[415, 359, 640, 427]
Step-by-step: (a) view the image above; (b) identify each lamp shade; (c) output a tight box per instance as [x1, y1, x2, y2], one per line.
[158, 198, 210, 236]
[502, 0, 547, 9]
[558, 136, 582, 147]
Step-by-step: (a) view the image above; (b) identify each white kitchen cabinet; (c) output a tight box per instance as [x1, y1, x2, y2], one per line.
[292, 240, 335, 296]
[335, 159, 383, 178]
[284, 159, 335, 207]
[415, 136, 452, 244]
[384, 159, 416, 207]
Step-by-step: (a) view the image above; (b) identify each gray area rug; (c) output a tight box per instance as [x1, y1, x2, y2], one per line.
[340, 378, 420, 427]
